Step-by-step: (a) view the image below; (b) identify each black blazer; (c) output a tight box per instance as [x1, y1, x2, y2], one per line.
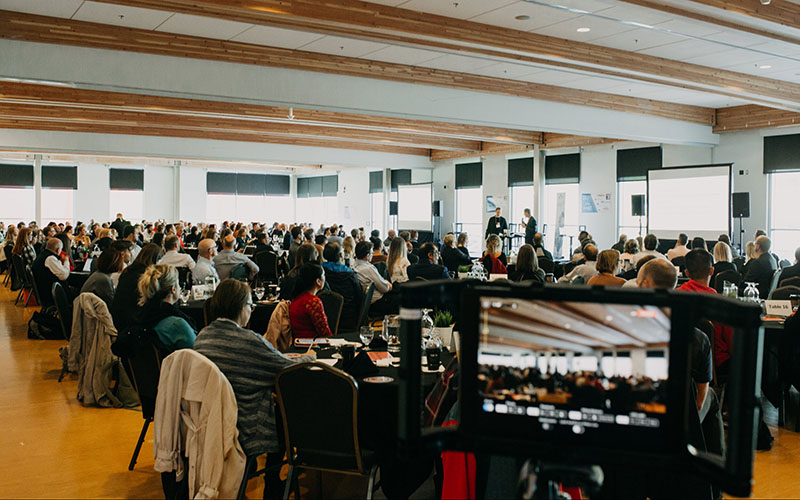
[710, 261, 736, 287]
[741, 253, 777, 299]
[408, 260, 450, 281]
[110, 263, 147, 332]
[441, 245, 472, 273]
[509, 268, 545, 284]
[780, 262, 800, 284]
[485, 216, 508, 237]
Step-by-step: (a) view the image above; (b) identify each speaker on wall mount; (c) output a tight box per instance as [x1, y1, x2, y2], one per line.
[432, 200, 442, 217]
[389, 201, 398, 216]
[732, 192, 750, 218]
[631, 194, 646, 217]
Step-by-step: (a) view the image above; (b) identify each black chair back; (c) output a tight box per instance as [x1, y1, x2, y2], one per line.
[780, 276, 800, 289]
[769, 269, 783, 298]
[373, 260, 387, 279]
[671, 256, 686, 272]
[732, 256, 746, 273]
[12, 254, 29, 290]
[51, 282, 73, 340]
[538, 258, 554, 274]
[563, 261, 577, 277]
[570, 274, 585, 285]
[780, 259, 792, 269]
[254, 251, 279, 283]
[713, 270, 742, 294]
[177, 267, 192, 289]
[25, 264, 43, 306]
[276, 362, 364, 473]
[124, 340, 162, 420]
[357, 284, 375, 327]
[769, 286, 800, 301]
[229, 263, 249, 281]
[318, 290, 344, 336]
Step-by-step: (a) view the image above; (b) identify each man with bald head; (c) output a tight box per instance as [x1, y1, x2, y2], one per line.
[213, 234, 259, 280]
[31, 238, 71, 307]
[741, 235, 777, 299]
[192, 238, 219, 285]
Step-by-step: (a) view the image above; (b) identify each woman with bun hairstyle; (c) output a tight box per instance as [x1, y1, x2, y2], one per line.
[135, 264, 197, 351]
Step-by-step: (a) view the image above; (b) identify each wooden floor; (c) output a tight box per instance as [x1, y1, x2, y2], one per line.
[1, 280, 799, 499]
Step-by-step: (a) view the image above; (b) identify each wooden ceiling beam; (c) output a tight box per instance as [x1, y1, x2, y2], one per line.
[88, 0, 800, 108]
[0, 10, 714, 125]
[542, 134, 621, 150]
[686, 0, 800, 31]
[430, 144, 535, 162]
[714, 105, 800, 133]
[0, 82, 540, 145]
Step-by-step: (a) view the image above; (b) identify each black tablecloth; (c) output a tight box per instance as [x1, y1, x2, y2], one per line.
[67, 271, 91, 289]
[178, 299, 277, 333]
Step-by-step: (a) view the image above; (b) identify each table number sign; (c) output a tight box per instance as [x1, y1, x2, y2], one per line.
[765, 300, 793, 317]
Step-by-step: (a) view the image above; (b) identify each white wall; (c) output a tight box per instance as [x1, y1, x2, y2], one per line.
[337, 169, 372, 230]
[75, 163, 110, 224]
[179, 166, 207, 223]
[143, 165, 176, 222]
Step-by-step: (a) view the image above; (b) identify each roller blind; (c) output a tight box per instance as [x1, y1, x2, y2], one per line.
[322, 175, 338, 197]
[265, 174, 290, 196]
[236, 173, 266, 195]
[0, 164, 33, 188]
[544, 153, 580, 185]
[390, 169, 411, 191]
[616, 146, 662, 181]
[507, 157, 534, 187]
[42, 166, 77, 189]
[110, 168, 144, 191]
[369, 171, 383, 193]
[296, 177, 309, 198]
[764, 134, 800, 173]
[455, 162, 482, 189]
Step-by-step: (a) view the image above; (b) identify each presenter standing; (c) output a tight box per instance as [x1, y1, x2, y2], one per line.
[486, 207, 508, 253]
[521, 208, 537, 246]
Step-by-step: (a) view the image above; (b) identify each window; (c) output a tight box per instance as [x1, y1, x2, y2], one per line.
[41, 188, 74, 225]
[456, 187, 483, 256]
[111, 190, 144, 223]
[264, 196, 293, 225]
[617, 180, 647, 240]
[769, 171, 800, 261]
[206, 193, 235, 226]
[0, 187, 35, 226]
[510, 185, 535, 232]
[296, 196, 338, 228]
[370, 192, 385, 237]
[542, 183, 579, 258]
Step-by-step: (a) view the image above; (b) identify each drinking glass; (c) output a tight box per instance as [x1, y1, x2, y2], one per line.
[743, 282, 760, 303]
[179, 288, 191, 305]
[359, 326, 374, 348]
[254, 286, 265, 300]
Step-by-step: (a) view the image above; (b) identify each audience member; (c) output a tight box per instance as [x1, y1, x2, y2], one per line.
[532, 233, 553, 261]
[135, 264, 196, 351]
[622, 254, 658, 288]
[633, 234, 665, 265]
[718, 234, 739, 258]
[192, 238, 219, 285]
[480, 234, 508, 275]
[780, 247, 800, 283]
[321, 242, 363, 330]
[560, 244, 598, 283]
[691, 236, 707, 251]
[741, 235, 777, 299]
[279, 243, 320, 301]
[214, 235, 259, 280]
[110, 243, 162, 331]
[619, 239, 639, 272]
[508, 244, 544, 283]
[342, 236, 356, 267]
[666, 233, 689, 261]
[611, 233, 627, 253]
[123, 225, 141, 260]
[12, 227, 37, 268]
[287, 226, 303, 268]
[408, 242, 450, 281]
[387, 237, 411, 284]
[80, 248, 123, 307]
[587, 249, 625, 287]
[287, 263, 333, 339]
[195, 279, 314, 496]
[353, 241, 393, 314]
[441, 233, 472, 273]
[158, 235, 195, 271]
[710, 241, 735, 286]
[369, 237, 387, 263]
[383, 229, 397, 248]
[456, 233, 471, 259]
[110, 213, 128, 240]
[31, 238, 70, 308]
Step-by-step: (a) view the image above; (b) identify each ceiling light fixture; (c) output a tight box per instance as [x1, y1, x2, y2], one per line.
[515, 14, 531, 20]
[576, 27, 591, 33]
[759, 65, 772, 69]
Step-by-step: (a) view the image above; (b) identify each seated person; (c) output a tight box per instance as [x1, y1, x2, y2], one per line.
[633, 234, 667, 265]
[508, 244, 544, 283]
[353, 241, 393, 314]
[195, 279, 315, 494]
[710, 241, 736, 286]
[31, 237, 71, 308]
[619, 239, 639, 273]
[321, 242, 363, 330]
[288, 263, 333, 339]
[279, 243, 321, 301]
[80, 248, 124, 307]
[369, 236, 387, 263]
[441, 233, 472, 273]
[158, 235, 195, 270]
[532, 232, 553, 261]
[408, 242, 451, 281]
[135, 264, 196, 351]
[559, 244, 599, 283]
[781, 246, 800, 283]
[214, 234, 259, 280]
[387, 237, 411, 284]
[740, 235, 777, 299]
[456, 233, 471, 259]
[192, 238, 219, 285]
[666, 233, 690, 261]
[587, 249, 626, 287]
[480, 234, 508, 275]
[12, 227, 36, 268]
[110, 243, 162, 332]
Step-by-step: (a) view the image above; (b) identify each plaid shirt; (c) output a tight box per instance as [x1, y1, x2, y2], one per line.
[21, 244, 36, 267]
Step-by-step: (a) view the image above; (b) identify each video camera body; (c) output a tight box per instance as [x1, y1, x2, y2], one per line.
[396, 280, 763, 498]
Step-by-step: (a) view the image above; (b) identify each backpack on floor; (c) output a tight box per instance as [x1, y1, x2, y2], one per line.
[28, 308, 63, 340]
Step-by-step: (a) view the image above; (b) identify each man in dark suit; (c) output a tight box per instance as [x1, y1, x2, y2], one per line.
[741, 235, 777, 299]
[485, 207, 507, 239]
[779, 247, 800, 284]
[408, 243, 451, 281]
[110, 213, 128, 240]
[522, 208, 537, 246]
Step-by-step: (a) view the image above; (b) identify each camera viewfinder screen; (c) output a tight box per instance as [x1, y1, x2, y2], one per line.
[478, 298, 670, 443]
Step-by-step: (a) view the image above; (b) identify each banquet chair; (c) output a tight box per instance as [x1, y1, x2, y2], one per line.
[373, 261, 388, 280]
[255, 251, 280, 284]
[769, 269, 783, 298]
[780, 276, 800, 289]
[713, 270, 742, 294]
[27, 265, 45, 308]
[276, 362, 378, 500]
[52, 282, 73, 382]
[318, 290, 344, 336]
[177, 267, 192, 289]
[2, 245, 12, 286]
[11, 254, 31, 305]
[537, 258, 554, 275]
[570, 275, 585, 285]
[120, 339, 162, 470]
[357, 284, 375, 328]
[769, 286, 800, 301]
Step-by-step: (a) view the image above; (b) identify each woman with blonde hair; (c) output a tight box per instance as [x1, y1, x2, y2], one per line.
[134, 264, 196, 352]
[387, 236, 411, 283]
[341, 236, 356, 267]
[710, 241, 737, 285]
[480, 234, 507, 275]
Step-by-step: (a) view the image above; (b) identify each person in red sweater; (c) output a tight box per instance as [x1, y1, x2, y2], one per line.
[289, 263, 333, 339]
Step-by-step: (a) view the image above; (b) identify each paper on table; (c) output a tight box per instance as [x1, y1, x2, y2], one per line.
[328, 338, 349, 346]
[318, 359, 338, 366]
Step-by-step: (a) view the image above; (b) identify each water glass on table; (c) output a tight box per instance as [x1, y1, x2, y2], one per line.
[359, 325, 374, 348]
[179, 287, 191, 305]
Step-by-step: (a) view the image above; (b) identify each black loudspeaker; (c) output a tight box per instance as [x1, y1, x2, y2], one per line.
[631, 194, 645, 217]
[432, 200, 442, 217]
[732, 192, 750, 218]
[389, 201, 398, 216]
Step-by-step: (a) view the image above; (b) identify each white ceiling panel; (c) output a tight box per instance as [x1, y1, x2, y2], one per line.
[683, 48, 771, 68]
[72, 1, 173, 30]
[759, 69, 800, 83]
[0, 0, 83, 18]
[154, 13, 253, 40]
[702, 30, 766, 48]
[230, 25, 324, 49]
[515, 69, 587, 85]
[591, 4, 673, 26]
[533, 15, 637, 41]
[358, 45, 441, 65]
[419, 54, 498, 73]
[636, 39, 730, 60]
[296, 35, 388, 58]
[722, 57, 800, 76]
[651, 19, 722, 38]
[395, 0, 517, 20]
[469, 2, 581, 31]
[557, 76, 632, 91]
[470, 62, 547, 79]
[591, 28, 685, 52]
[746, 41, 800, 58]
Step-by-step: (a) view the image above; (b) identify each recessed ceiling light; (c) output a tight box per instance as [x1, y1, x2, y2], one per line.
[576, 27, 591, 33]
[759, 64, 772, 69]
[515, 15, 531, 20]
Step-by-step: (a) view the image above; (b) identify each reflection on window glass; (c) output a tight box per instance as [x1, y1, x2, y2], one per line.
[456, 187, 482, 256]
[41, 188, 74, 225]
[542, 183, 579, 258]
[617, 180, 647, 241]
[770, 172, 800, 261]
[0, 187, 35, 226]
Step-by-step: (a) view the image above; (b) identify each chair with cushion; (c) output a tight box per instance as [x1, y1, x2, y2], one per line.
[254, 251, 279, 284]
[229, 263, 249, 281]
[11, 254, 31, 306]
[177, 267, 192, 289]
[780, 259, 792, 269]
[276, 362, 378, 500]
[2, 244, 13, 287]
[119, 338, 162, 470]
[713, 269, 742, 294]
[671, 256, 686, 273]
[27, 265, 44, 308]
[357, 284, 375, 329]
[52, 282, 74, 382]
[769, 286, 800, 301]
[570, 275, 585, 285]
[373, 260, 388, 280]
[780, 276, 800, 289]
[538, 258, 554, 275]
[318, 290, 344, 336]
[732, 256, 746, 273]
[769, 269, 783, 298]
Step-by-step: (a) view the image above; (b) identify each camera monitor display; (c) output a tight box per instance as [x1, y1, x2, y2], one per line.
[477, 297, 671, 446]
